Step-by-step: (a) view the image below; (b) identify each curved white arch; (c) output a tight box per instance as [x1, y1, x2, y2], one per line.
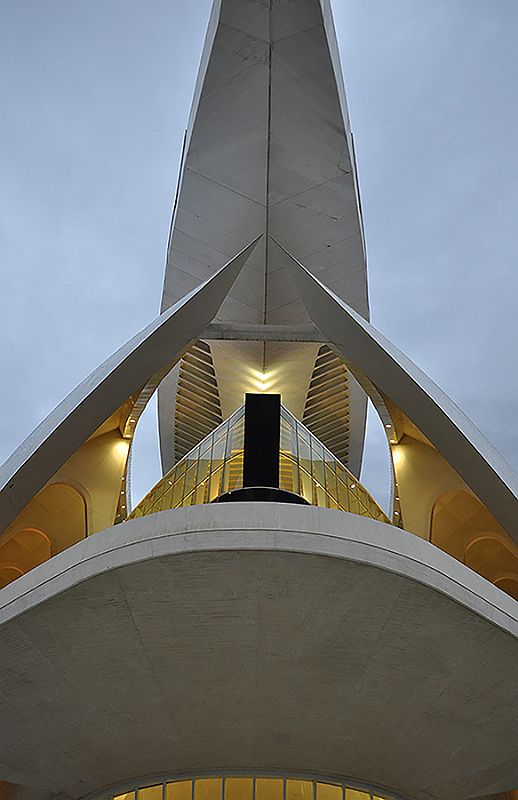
[276, 241, 518, 543]
[0, 240, 260, 534]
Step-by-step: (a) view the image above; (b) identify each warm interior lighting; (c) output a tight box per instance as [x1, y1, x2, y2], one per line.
[392, 447, 403, 469]
[128, 404, 389, 525]
[113, 776, 389, 800]
[114, 440, 130, 458]
[249, 368, 276, 393]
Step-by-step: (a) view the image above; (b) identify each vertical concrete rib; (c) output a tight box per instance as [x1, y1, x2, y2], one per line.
[158, 0, 369, 473]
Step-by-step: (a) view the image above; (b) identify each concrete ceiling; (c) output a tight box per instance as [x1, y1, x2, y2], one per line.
[0, 504, 517, 800]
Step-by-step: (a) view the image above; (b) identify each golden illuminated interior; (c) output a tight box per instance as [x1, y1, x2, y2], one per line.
[112, 776, 390, 800]
[0, 483, 86, 589]
[129, 404, 388, 524]
[380, 399, 518, 601]
[0, 401, 135, 589]
[3, 374, 518, 609]
[431, 490, 518, 600]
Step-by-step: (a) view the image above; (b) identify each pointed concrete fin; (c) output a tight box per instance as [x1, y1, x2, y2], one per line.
[163, 0, 368, 321]
[275, 240, 518, 542]
[0, 237, 261, 533]
[158, 0, 369, 475]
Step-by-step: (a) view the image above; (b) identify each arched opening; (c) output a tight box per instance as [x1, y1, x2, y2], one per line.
[33, 482, 87, 552]
[465, 536, 518, 597]
[431, 490, 518, 598]
[360, 400, 392, 516]
[0, 483, 87, 589]
[0, 565, 24, 590]
[0, 529, 51, 588]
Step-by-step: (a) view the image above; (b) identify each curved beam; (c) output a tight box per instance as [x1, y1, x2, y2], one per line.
[0, 239, 260, 534]
[276, 241, 518, 542]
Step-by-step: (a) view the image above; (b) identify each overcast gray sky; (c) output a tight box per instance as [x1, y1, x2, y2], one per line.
[1, 0, 518, 510]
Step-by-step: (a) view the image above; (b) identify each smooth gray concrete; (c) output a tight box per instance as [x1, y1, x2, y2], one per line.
[0, 504, 517, 800]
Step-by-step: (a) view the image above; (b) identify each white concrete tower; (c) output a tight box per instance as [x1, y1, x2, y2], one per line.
[158, 0, 369, 476]
[0, 3, 517, 800]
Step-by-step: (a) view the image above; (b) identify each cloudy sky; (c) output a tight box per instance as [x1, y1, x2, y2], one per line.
[1, 0, 518, 510]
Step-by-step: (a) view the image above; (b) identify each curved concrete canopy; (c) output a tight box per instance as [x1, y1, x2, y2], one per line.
[158, 0, 369, 475]
[276, 243, 518, 543]
[0, 240, 259, 534]
[0, 504, 517, 800]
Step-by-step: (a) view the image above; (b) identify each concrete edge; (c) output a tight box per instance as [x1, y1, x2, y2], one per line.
[0, 504, 517, 638]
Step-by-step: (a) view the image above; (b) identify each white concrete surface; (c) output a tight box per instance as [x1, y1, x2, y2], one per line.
[0, 504, 516, 800]
[158, 0, 369, 475]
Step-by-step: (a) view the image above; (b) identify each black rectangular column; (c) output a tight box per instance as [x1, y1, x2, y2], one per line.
[243, 393, 281, 489]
